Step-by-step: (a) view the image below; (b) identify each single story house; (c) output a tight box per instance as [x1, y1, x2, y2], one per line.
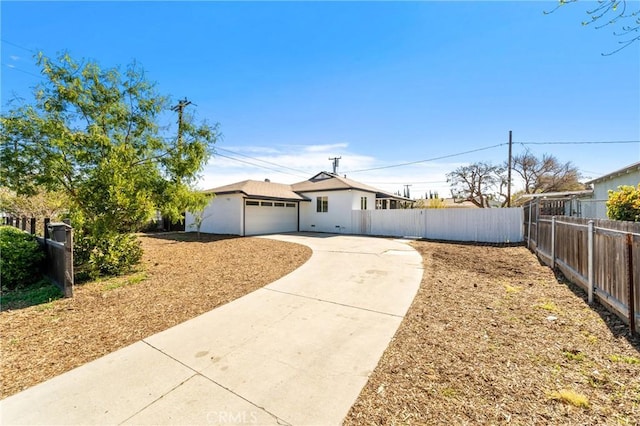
[581, 161, 640, 219]
[185, 172, 412, 236]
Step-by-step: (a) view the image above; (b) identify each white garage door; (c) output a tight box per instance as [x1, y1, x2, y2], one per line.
[245, 200, 298, 235]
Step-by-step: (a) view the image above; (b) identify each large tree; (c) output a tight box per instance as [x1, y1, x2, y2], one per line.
[512, 151, 583, 194]
[0, 53, 219, 276]
[447, 162, 507, 208]
[549, 0, 640, 54]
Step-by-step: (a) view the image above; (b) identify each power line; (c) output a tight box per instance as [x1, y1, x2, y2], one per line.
[216, 146, 309, 174]
[1, 39, 35, 53]
[517, 140, 640, 145]
[214, 152, 307, 179]
[343, 143, 507, 173]
[2, 63, 42, 78]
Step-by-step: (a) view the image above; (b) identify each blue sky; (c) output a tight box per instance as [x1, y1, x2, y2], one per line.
[2, 1, 639, 197]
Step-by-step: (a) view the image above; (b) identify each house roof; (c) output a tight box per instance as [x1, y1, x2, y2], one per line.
[585, 162, 640, 185]
[203, 172, 413, 202]
[517, 190, 594, 200]
[291, 172, 413, 201]
[204, 180, 307, 202]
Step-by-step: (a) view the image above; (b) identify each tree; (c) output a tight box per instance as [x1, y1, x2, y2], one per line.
[512, 151, 584, 194]
[548, 0, 640, 54]
[606, 184, 640, 221]
[187, 194, 214, 239]
[447, 162, 506, 208]
[0, 52, 219, 277]
[0, 187, 67, 220]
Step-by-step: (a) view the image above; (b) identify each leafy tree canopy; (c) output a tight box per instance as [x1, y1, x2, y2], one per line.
[0, 52, 219, 276]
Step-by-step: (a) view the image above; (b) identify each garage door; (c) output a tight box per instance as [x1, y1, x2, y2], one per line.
[245, 200, 298, 235]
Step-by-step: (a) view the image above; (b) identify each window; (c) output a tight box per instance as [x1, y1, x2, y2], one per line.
[261, 201, 273, 207]
[360, 196, 367, 210]
[274, 202, 285, 207]
[316, 196, 328, 213]
[246, 200, 259, 206]
[285, 203, 296, 208]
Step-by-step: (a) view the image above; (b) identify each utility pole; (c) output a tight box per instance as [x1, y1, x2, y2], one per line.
[329, 156, 341, 174]
[171, 98, 193, 147]
[507, 130, 513, 207]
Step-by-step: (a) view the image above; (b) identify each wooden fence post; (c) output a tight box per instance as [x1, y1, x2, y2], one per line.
[527, 202, 532, 249]
[627, 233, 636, 336]
[551, 216, 556, 269]
[44, 218, 51, 240]
[30, 218, 36, 235]
[588, 220, 594, 305]
[63, 224, 74, 298]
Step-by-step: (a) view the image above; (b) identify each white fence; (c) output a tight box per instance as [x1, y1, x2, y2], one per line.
[351, 208, 524, 243]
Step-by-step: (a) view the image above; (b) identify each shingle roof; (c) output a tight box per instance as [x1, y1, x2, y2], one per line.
[203, 172, 412, 202]
[204, 180, 307, 201]
[291, 172, 412, 201]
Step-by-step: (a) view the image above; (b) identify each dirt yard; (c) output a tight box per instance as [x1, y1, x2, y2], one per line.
[0, 232, 311, 399]
[345, 241, 640, 425]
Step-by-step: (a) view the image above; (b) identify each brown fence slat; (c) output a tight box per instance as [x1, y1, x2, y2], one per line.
[523, 210, 640, 335]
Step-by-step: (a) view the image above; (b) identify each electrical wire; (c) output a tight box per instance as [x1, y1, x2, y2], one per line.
[342, 143, 507, 173]
[214, 152, 308, 179]
[216, 146, 310, 174]
[517, 140, 639, 145]
[1, 39, 34, 52]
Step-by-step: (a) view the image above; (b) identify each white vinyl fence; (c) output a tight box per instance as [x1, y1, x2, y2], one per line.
[351, 208, 523, 243]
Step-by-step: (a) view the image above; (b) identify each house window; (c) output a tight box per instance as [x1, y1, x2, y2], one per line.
[360, 197, 367, 210]
[261, 201, 273, 207]
[316, 196, 328, 213]
[274, 202, 285, 207]
[285, 203, 296, 208]
[246, 200, 259, 206]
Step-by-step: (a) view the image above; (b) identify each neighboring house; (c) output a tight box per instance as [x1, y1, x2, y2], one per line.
[517, 161, 640, 219]
[580, 162, 640, 219]
[186, 172, 412, 236]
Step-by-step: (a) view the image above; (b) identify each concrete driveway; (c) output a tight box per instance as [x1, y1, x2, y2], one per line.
[0, 233, 423, 425]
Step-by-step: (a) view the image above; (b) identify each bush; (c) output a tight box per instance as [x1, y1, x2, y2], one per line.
[606, 184, 640, 222]
[0, 226, 45, 290]
[83, 232, 143, 278]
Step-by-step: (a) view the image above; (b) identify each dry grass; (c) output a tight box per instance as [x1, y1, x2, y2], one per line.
[0, 232, 311, 399]
[345, 241, 640, 425]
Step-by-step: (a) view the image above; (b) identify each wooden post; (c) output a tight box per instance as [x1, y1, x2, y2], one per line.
[588, 220, 594, 305]
[30, 218, 36, 235]
[44, 218, 51, 240]
[21, 217, 27, 231]
[64, 224, 74, 298]
[527, 202, 532, 249]
[627, 233, 636, 336]
[551, 216, 556, 268]
[535, 199, 540, 251]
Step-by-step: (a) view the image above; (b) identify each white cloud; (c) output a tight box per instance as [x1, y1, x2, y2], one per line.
[9, 55, 20, 61]
[303, 143, 349, 153]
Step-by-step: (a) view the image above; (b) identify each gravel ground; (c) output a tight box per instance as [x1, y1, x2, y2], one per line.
[0, 232, 311, 399]
[345, 241, 640, 426]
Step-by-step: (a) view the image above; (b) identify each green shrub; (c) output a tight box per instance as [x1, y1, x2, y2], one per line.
[606, 184, 640, 222]
[0, 226, 45, 290]
[86, 232, 143, 278]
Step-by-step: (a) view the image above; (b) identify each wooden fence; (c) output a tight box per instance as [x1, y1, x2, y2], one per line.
[351, 208, 524, 243]
[523, 207, 639, 335]
[3, 217, 74, 297]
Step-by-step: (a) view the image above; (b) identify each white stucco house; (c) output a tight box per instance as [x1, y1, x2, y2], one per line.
[580, 161, 640, 219]
[185, 172, 412, 236]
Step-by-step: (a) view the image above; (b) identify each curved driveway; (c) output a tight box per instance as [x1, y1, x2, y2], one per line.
[1, 233, 423, 425]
